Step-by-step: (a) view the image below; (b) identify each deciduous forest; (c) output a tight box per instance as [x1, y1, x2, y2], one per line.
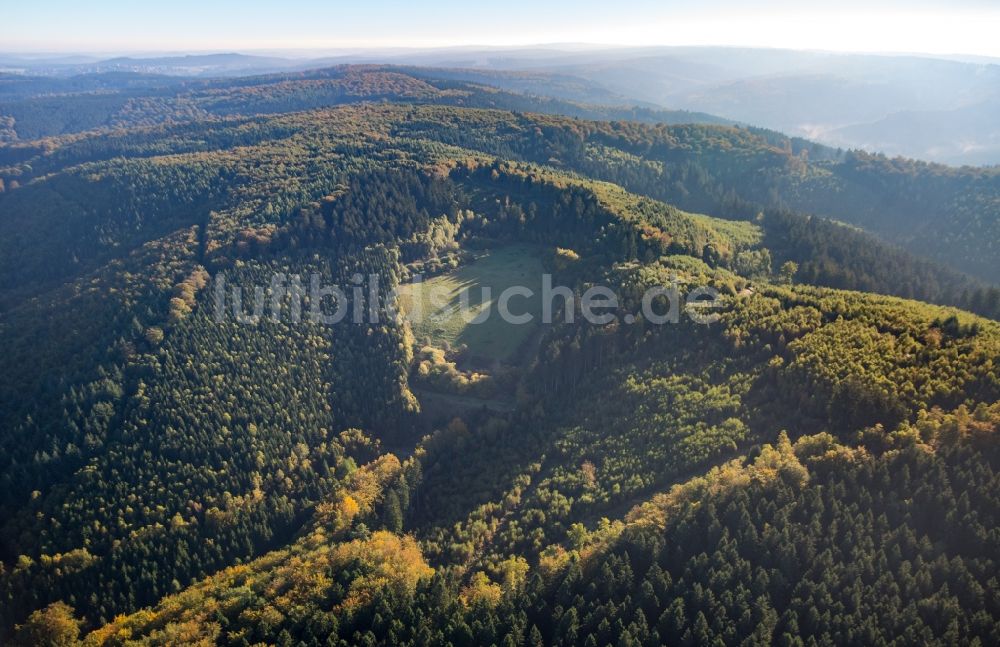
[0, 65, 998, 646]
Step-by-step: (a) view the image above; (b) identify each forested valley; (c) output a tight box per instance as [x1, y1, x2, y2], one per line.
[0, 66, 998, 645]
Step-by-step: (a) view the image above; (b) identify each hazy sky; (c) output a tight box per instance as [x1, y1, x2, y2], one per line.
[3, 0, 999, 58]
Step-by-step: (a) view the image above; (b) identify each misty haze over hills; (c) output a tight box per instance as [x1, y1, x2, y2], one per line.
[3, 45, 1000, 165]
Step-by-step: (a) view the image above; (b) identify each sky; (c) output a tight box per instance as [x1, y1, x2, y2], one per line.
[3, 0, 1000, 58]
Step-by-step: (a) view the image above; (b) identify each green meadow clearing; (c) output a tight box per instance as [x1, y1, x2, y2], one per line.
[397, 245, 544, 362]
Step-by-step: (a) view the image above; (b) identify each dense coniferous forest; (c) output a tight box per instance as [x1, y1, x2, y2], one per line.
[0, 65, 999, 645]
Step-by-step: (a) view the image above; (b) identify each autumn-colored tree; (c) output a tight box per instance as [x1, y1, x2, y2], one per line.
[14, 602, 80, 647]
[779, 260, 799, 284]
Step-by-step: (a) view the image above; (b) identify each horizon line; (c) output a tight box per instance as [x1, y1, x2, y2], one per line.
[3, 43, 999, 64]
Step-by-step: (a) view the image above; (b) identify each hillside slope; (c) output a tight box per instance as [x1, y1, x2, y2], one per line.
[3, 66, 999, 283]
[1, 94, 999, 645]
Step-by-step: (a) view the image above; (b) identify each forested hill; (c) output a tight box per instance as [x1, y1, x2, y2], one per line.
[0, 86, 999, 645]
[0, 64, 729, 142]
[2, 65, 998, 286]
[377, 105, 1000, 284]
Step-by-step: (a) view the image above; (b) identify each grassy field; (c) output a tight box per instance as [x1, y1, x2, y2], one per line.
[397, 245, 544, 362]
